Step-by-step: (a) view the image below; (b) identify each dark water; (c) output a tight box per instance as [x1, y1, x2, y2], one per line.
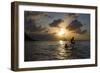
[24, 41, 90, 61]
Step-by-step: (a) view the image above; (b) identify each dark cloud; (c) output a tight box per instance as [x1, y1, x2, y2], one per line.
[25, 11, 48, 17]
[67, 20, 87, 34]
[67, 13, 79, 17]
[24, 11, 46, 32]
[49, 19, 64, 27]
[25, 33, 57, 41]
[25, 11, 48, 21]
[80, 30, 87, 34]
[64, 13, 79, 20]
[43, 14, 53, 19]
[31, 25, 45, 32]
[25, 22, 46, 32]
[73, 28, 87, 34]
[67, 20, 83, 30]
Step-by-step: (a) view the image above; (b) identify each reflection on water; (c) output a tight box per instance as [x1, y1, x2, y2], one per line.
[24, 40, 90, 61]
[55, 40, 72, 59]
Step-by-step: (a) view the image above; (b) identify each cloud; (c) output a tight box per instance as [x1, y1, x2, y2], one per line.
[25, 11, 48, 21]
[64, 13, 79, 20]
[25, 22, 46, 32]
[73, 28, 87, 34]
[26, 32, 57, 41]
[66, 20, 87, 34]
[49, 19, 64, 27]
[67, 20, 83, 30]
[24, 11, 47, 32]
[67, 13, 79, 18]
[63, 13, 80, 26]
[79, 30, 87, 34]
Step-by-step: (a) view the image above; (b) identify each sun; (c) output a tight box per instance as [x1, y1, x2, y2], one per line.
[58, 28, 65, 37]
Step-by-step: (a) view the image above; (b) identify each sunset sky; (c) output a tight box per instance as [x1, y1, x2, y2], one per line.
[24, 11, 90, 41]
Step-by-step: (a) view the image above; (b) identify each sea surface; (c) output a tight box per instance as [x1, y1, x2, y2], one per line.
[24, 40, 90, 61]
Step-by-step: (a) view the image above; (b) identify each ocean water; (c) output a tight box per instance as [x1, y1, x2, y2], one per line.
[24, 41, 90, 61]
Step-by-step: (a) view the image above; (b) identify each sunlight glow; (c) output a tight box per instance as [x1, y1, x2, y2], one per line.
[58, 28, 65, 36]
[59, 40, 64, 44]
